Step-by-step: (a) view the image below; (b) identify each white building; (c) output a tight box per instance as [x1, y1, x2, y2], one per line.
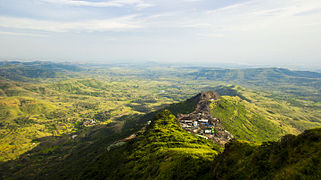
[204, 129, 211, 134]
[182, 120, 193, 123]
[198, 119, 208, 123]
[193, 121, 198, 127]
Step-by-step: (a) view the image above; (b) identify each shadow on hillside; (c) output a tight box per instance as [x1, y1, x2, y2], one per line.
[0, 113, 149, 179]
[0, 93, 202, 179]
[202, 85, 251, 102]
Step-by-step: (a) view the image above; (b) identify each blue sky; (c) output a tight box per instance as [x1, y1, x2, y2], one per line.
[0, 0, 321, 67]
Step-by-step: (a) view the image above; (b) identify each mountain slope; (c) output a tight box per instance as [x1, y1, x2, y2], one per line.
[0, 92, 202, 179]
[1, 95, 321, 179]
[210, 96, 284, 142]
[0, 77, 192, 161]
[212, 128, 321, 179]
[115, 110, 222, 179]
[0, 109, 222, 179]
[189, 68, 321, 82]
[189, 68, 321, 102]
[208, 85, 321, 143]
[0, 61, 83, 81]
[1, 61, 321, 179]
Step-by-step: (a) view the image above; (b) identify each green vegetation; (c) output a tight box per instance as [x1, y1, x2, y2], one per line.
[0, 78, 192, 161]
[210, 85, 321, 143]
[212, 128, 321, 179]
[210, 96, 284, 142]
[0, 113, 149, 179]
[0, 61, 83, 81]
[189, 68, 321, 103]
[1, 61, 321, 179]
[0, 109, 220, 179]
[0, 102, 321, 179]
[117, 110, 222, 179]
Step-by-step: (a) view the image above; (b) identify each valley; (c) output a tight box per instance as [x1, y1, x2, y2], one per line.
[0, 61, 321, 179]
[2, 0, 321, 178]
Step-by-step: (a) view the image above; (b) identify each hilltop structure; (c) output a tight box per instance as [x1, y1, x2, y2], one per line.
[177, 91, 234, 144]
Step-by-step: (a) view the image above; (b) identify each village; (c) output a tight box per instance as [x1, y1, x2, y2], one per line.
[177, 91, 234, 145]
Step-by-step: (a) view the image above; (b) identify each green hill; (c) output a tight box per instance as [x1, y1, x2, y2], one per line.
[210, 95, 284, 142]
[208, 85, 321, 143]
[1, 108, 321, 179]
[212, 128, 321, 179]
[115, 110, 222, 179]
[189, 68, 321, 103]
[0, 61, 83, 81]
[189, 68, 321, 82]
[0, 91, 202, 179]
[0, 77, 191, 161]
[1, 62, 321, 179]
[0, 107, 219, 179]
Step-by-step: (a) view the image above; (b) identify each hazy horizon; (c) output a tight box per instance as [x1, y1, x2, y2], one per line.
[1, 0, 321, 68]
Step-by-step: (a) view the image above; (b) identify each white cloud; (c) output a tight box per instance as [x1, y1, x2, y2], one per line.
[0, 15, 142, 32]
[182, 0, 203, 2]
[42, 0, 153, 8]
[1, 0, 321, 65]
[2, 0, 321, 34]
[180, 23, 212, 28]
[197, 33, 225, 38]
[0, 31, 47, 37]
[206, 0, 256, 14]
[199, 0, 321, 35]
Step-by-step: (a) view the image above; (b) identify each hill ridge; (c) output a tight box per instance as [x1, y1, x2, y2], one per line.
[178, 91, 234, 145]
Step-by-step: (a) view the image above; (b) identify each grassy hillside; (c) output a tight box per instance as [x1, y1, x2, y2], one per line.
[0, 107, 220, 179]
[0, 115, 148, 179]
[189, 68, 321, 83]
[210, 96, 284, 142]
[0, 78, 194, 161]
[209, 85, 321, 143]
[1, 79, 321, 161]
[189, 68, 321, 103]
[116, 110, 222, 179]
[212, 128, 321, 179]
[2, 110, 320, 179]
[1, 61, 321, 179]
[0, 61, 83, 81]
[0, 96, 59, 160]
[1, 95, 321, 179]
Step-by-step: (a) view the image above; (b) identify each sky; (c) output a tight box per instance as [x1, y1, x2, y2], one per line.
[0, 0, 321, 67]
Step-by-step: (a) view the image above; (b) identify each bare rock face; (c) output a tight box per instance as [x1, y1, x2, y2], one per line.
[195, 91, 220, 113]
[200, 91, 220, 101]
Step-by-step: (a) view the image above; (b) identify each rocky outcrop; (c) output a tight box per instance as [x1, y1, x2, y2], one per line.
[200, 91, 220, 101]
